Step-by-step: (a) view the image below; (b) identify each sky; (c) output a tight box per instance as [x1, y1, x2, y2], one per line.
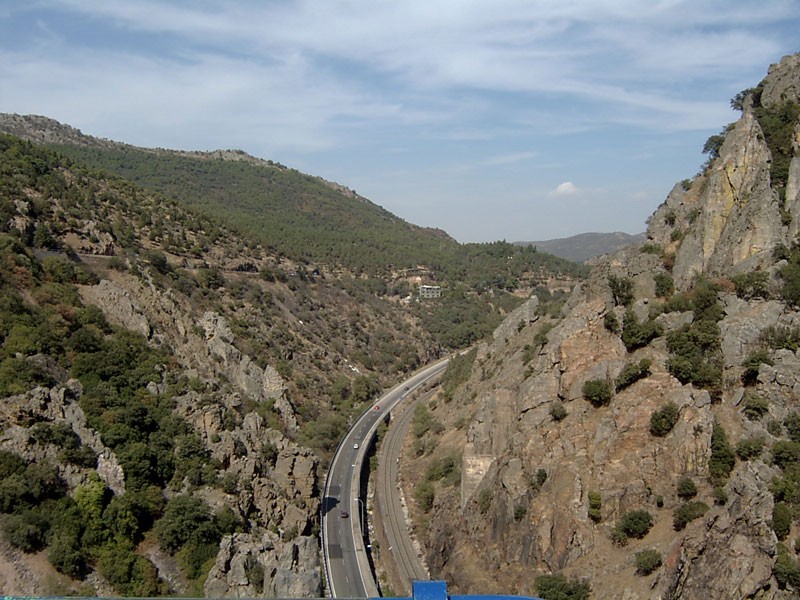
[1, 1, 798, 243]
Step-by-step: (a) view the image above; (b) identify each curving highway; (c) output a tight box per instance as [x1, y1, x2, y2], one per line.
[322, 358, 449, 598]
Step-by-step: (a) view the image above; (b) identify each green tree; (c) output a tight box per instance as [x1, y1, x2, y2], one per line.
[154, 495, 220, 554]
[615, 359, 651, 392]
[614, 510, 653, 543]
[550, 401, 567, 422]
[582, 379, 613, 407]
[709, 421, 735, 484]
[634, 549, 662, 576]
[534, 573, 590, 600]
[736, 435, 765, 461]
[772, 501, 792, 540]
[621, 308, 662, 352]
[608, 275, 635, 307]
[774, 543, 800, 589]
[676, 476, 697, 500]
[673, 501, 709, 531]
[650, 402, 680, 437]
[653, 272, 674, 298]
[415, 481, 435, 512]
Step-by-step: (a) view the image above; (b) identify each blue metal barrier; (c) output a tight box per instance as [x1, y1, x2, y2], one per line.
[383, 580, 542, 600]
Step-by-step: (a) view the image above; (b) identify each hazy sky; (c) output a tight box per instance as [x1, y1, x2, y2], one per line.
[1, 1, 798, 242]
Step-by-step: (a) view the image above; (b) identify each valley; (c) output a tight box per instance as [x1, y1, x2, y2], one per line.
[0, 49, 799, 600]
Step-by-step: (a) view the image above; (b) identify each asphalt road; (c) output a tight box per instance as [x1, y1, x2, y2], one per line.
[322, 358, 449, 598]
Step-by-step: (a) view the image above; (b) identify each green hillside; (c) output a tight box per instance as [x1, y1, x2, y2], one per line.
[47, 141, 586, 285]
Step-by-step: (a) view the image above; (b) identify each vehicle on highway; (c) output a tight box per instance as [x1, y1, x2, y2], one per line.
[353, 443, 359, 449]
[341, 510, 349, 518]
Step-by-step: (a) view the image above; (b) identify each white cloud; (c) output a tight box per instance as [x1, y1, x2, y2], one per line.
[2, 1, 799, 241]
[24, 1, 799, 128]
[550, 181, 579, 197]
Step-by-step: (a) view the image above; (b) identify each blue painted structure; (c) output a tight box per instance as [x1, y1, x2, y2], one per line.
[384, 580, 543, 600]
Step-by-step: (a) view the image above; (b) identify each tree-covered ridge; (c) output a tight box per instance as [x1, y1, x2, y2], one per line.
[0, 132, 430, 593]
[48, 141, 587, 284]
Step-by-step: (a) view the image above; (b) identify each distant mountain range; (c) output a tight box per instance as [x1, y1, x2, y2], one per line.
[516, 231, 647, 263]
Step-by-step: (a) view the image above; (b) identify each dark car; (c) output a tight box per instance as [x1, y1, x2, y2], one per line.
[341, 510, 349, 518]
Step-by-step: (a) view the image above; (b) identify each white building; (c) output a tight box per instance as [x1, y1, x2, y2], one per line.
[419, 284, 442, 299]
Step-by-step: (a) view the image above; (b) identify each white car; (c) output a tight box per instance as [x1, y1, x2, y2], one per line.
[353, 443, 359, 449]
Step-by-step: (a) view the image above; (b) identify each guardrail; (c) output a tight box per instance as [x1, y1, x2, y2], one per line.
[322, 359, 450, 597]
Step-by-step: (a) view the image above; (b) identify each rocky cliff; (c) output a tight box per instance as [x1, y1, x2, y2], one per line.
[410, 53, 800, 599]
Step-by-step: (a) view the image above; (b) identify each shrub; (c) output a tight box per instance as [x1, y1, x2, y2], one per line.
[754, 98, 800, 201]
[588, 491, 602, 522]
[154, 495, 220, 554]
[654, 272, 674, 298]
[534, 573, 591, 600]
[650, 402, 680, 437]
[261, 441, 278, 467]
[634, 549, 662, 576]
[741, 349, 773, 386]
[784, 412, 800, 443]
[425, 454, 459, 485]
[640, 243, 662, 255]
[48, 530, 87, 578]
[731, 271, 770, 300]
[0, 450, 26, 479]
[772, 501, 792, 540]
[676, 476, 697, 500]
[415, 481, 435, 512]
[742, 392, 769, 420]
[736, 435, 765, 460]
[768, 418, 784, 437]
[761, 325, 800, 352]
[582, 379, 613, 407]
[604, 311, 620, 334]
[535, 468, 548, 487]
[615, 359, 651, 392]
[621, 309, 662, 352]
[672, 501, 708, 530]
[774, 544, 800, 590]
[412, 404, 438, 438]
[550, 401, 567, 422]
[513, 503, 527, 521]
[97, 539, 167, 596]
[614, 510, 653, 543]
[772, 440, 800, 471]
[664, 281, 724, 389]
[712, 486, 728, 506]
[666, 320, 723, 389]
[2, 510, 48, 552]
[709, 421, 735, 484]
[608, 275, 635, 307]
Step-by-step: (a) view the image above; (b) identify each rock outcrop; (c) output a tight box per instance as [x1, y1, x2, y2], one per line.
[417, 53, 800, 599]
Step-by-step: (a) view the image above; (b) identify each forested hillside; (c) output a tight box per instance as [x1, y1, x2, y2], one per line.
[0, 132, 444, 595]
[0, 113, 586, 287]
